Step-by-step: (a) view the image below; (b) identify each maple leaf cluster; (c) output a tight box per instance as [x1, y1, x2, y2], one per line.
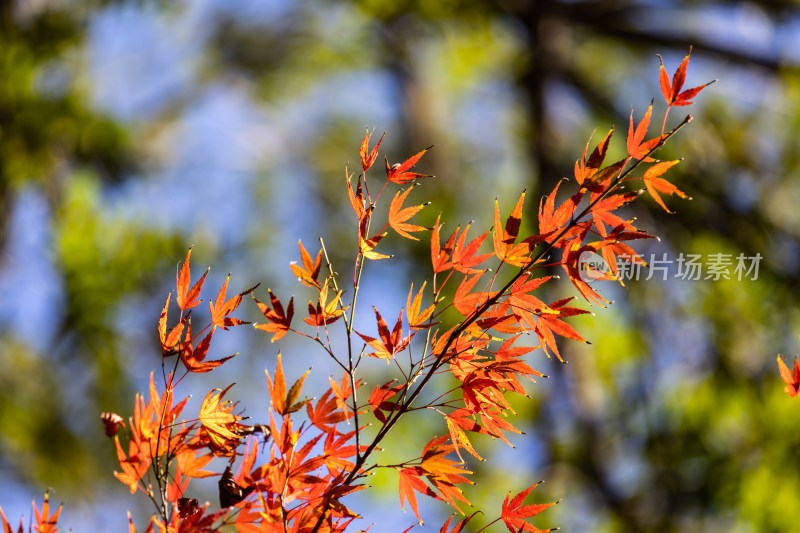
[1, 49, 715, 533]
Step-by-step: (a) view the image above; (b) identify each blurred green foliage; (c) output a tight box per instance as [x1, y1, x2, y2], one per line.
[0, 0, 182, 502]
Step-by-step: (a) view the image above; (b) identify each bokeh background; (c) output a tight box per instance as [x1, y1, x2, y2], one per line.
[2, 0, 800, 531]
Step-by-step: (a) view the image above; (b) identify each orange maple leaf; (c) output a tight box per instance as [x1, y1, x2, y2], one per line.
[31, 492, 62, 533]
[398, 467, 438, 523]
[419, 436, 472, 510]
[494, 191, 533, 266]
[627, 102, 661, 161]
[431, 216, 456, 274]
[346, 168, 367, 222]
[599, 240, 647, 286]
[158, 292, 186, 357]
[305, 283, 348, 326]
[642, 159, 689, 213]
[561, 241, 611, 307]
[574, 128, 613, 189]
[590, 191, 639, 237]
[453, 273, 494, 317]
[533, 297, 590, 362]
[445, 414, 483, 463]
[358, 206, 391, 260]
[388, 185, 430, 241]
[506, 275, 551, 329]
[778, 355, 800, 397]
[265, 353, 286, 413]
[176, 447, 215, 479]
[290, 240, 322, 288]
[127, 373, 189, 461]
[451, 224, 492, 274]
[266, 352, 311, 415]
[537, 182, 582, 244]
[209, 276, 257, 330]
[406, 281, 436, 330]
[327, 374, 360, 420]
[114, 435, 150, 494]
[175, 248, 208, 312]
[198, 384, 246, 454]
[307, 388, 353, 433]
[360, 128, 385, 172]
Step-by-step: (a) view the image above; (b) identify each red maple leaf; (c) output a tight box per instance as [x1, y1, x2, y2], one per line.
[658, 46, 716, 107]
[386, 147, 432, 184]
[537, 182, 582, 245]
[179, 318, 235, 373]
[307, 388, 352, 433]
[368, 380, 404, 423]
[501, 482, 559, 533]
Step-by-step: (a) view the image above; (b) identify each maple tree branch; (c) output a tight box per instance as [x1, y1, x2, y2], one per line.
[393, 353, 411, 383]
[280, 458, 291, 533]
[319, 237, 339, 294]
[339, 242, 368, 458]
[310, 113, 693, 533]
[306, 332, 349, 374]
[153, 356, 181, 522]
[475, 517, 502, 532]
